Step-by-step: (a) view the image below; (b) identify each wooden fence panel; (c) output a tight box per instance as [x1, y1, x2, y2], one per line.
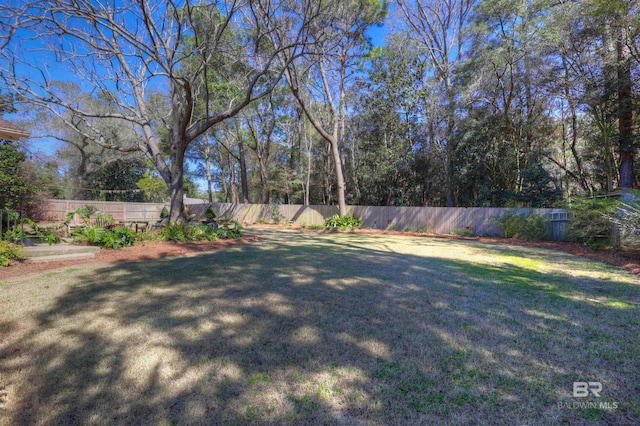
[211, 203, 570, 240]
[44, 200, 571, 240]
[45, 199, 165, 224]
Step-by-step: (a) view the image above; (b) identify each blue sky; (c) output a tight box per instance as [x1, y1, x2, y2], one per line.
[15, 22, 388, 159]
[5, 6, 390, 196]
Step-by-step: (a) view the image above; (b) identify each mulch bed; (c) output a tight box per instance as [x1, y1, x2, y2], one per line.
[0, 236, 260, 281]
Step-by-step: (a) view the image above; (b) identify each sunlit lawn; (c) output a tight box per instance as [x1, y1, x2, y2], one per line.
[1, 227, 639, 425]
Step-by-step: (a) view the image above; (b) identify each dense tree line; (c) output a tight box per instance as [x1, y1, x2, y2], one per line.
[188, 0, 639, 208]
[0, 0, 638, 219]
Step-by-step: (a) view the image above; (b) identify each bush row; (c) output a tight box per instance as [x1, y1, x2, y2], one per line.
[72, 225, 137, 249]
[159, 222, 243, 242]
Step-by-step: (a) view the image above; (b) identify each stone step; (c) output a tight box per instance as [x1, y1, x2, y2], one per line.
[22, 243, 100, 262]
[25, 252, 99, 263]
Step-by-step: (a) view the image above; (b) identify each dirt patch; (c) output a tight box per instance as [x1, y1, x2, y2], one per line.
[0, 236, 260, 281]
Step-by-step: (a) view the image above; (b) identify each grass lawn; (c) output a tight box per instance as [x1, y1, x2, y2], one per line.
[1, 227, 639, 425]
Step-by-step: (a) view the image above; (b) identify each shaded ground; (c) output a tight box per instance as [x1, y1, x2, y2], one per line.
[1, 228, 638, 425]
[0, 226, 638, 280]
[0, 236, 259, 281]
[285, 225, 640, 279]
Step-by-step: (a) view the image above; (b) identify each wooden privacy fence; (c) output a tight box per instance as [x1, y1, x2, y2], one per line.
[212, 203, 571, 241]
[42, 200, 571, 240]
[45, 199, 165, 224]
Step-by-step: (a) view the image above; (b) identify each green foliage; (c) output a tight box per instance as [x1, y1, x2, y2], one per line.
[605, 201, 640, 244]
[160, 223, 191, 242]
[324, 214, 362, 230]
[160, 207, 170, 218]
[0, 92, 17, 114]
[495, 213, 521, 238]
[519, 214, 550, 241]
[45, 232, 62, 245]
[65, 205, 98, 224]
[0, 240, 22, 266]
[204, 206, 217, 220]
[72, 225, 137, 249]
[159, 221, 242, 242]
[72, 226, 105, 244]
[138, 162, 168, 202]
[86, 157, 146, 202]
[566, 198, 617, 248]
[0, 209, 63, 245]
[220, 221, 243, 239]
[511, 165, 561, 208]
[101, 226, 137, 249]
[189, 224, 213, 240]
[495, 212, 549, 241]
[0, 140, 37, 210]
[95, 213, 116, 226]
[271, 204, 282, 224]
[450, 227, 475, 237]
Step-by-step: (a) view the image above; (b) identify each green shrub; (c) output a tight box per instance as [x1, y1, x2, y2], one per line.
[271, 204, 282, 224]
[72, 226, 106, 244]
[0, 212, 63, 245]
[3, 228, 25, 242]
[102, 226, 137, 249]
[73, 225, 136, 249]
[495, 212, 549, 241]
[204, 206, 217, 220]
[160, 207, 170, 218]
[95, 213, 116, 226]
[219, 222, 242, 239]
[45, 232, 62, 245]
[189, 224, 211, 240]
[161, 223, 190, 242]
[65, 205, 98, 224]
[566, 198, 617, 248]
[324, 214, 362, 230]
[159, 221, 243, 242]
[519, 213, 549, 241]
[495, 213, 522, 238]
[450, 227, 475, 237]
[0, 240, 23, 266]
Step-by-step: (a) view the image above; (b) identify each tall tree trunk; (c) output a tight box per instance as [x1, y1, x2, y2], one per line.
[330, 137, 347, 215]
[219, 153, 230, 203]
[238, 141, 250, 203]
[168, 143, 186, 224]
[205, 155, 213, 204]
[602, 21, 618, 191]
[617, 30, 634, 188]
[304, 125, 312, 206]
[561, 55, 591, 192]
[228, 154, 239, 204]
[168, 79, 187, 224]
[204, 135, 214, 204]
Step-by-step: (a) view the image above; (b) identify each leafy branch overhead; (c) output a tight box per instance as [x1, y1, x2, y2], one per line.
[0, 0, 320, 223]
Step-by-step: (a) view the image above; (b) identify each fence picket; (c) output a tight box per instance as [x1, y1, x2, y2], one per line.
[43, 200, 571, 240]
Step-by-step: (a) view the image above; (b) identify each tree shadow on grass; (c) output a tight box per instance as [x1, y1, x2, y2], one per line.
[1, 230, 639, 425]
